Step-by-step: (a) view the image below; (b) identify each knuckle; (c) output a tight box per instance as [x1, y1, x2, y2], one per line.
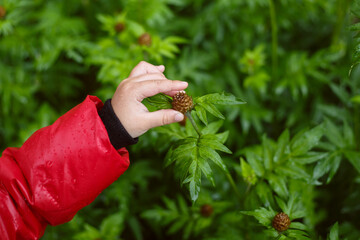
[138, 60, 148, 67]
[162, 113, 170, 125]
[120, 81, 133, 92]
[152, 79, 163, 88]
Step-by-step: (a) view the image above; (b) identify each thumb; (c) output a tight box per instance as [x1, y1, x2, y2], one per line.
[144, 109, 184, 129]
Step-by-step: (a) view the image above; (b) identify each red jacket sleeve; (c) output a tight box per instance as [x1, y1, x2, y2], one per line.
[0, 96, 130, 240]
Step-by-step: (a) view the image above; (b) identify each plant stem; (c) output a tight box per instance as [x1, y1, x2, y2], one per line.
[331, 0, 351, 47]
[268, 0, 278, 79]
[185, 111, 202, 136]
[226, 172, 242, 201]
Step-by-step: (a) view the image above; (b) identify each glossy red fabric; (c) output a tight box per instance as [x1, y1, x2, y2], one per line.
[0, 96, 130, 239]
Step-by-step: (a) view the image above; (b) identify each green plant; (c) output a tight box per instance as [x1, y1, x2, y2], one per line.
[1, 0, 360, 239]
[144, 92, 245, 202]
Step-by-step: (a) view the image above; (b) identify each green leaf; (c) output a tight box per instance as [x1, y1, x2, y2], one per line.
[276, 163, 311, 182]
[286, 194, 298, 218]
[198, 102, 225, 119]
[287, 229, 310, 239]
[344, 151, 360, 174]
[351, 95, 360, 104]
[128, 217, 143, 240]
[327, 222, 339, 240]
[164, 138, 197, 167]
[100, 212, 125, 238]
[74, 224, 101, 240]
[324, 119, 345, 148]
[199, 134, 232, 154]
[143, 93, 172, 110]
[195, 105, 208, 125]
[290, 222, 308, 231]
[268, 174, 289, 199]
[262, 135, 273, 170]
[275, 196, 287, 214]
[326, 155, 342, 184]
[198, 155, 215, 186]
[177, 157, 194, 185]
[167, 218, 187, 234]
[157, 124, 187, 139]
[313, 153, 341, 180]
[291, 152, 329, 164]
[246, 152, 265, 177]
[291, 124, 324, 156]
[343, 121, 355, 147]
[201, 120, 223, 135]
[291, 209, 306, 220]
[183, 160, 202, 202]
[240, 158, 257, 185]
[199, 145, 229, 173]
[216, 131, 229, 144]
[241, 207, 276, 226]
[349, 22, 360, 31]
[196, 92, 246, 105]
[274, 129, 290, 163]
[255, 182, 274, 206]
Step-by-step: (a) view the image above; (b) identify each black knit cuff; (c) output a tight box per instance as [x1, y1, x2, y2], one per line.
[98, 99, 138, 149]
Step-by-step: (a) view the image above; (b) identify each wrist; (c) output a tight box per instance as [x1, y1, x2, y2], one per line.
[98, 99, 138, 149]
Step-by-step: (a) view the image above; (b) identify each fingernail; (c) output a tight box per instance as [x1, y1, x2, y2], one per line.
[180, 81, 188, 87]
[175, 113, 184, 122]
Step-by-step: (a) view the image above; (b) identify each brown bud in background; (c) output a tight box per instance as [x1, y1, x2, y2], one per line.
[0, 6, 6, 19]
[138, 33, 152, 46]
[200, 204, 213, 218]
[172, 91, 193, 114]
[114, 22, 125, 33]
[272, 212, 291, 232]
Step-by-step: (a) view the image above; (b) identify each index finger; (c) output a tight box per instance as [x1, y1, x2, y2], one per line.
[129, 61, 165, 78]
[135, 80, 188, 100]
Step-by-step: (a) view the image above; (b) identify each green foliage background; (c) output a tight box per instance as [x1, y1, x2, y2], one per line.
[1, 0, 360, 239]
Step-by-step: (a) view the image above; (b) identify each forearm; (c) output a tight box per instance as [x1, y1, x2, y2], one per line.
[0, 96, 132, 239]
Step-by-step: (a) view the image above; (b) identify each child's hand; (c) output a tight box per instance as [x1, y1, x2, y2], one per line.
[111, 61, 188, 138]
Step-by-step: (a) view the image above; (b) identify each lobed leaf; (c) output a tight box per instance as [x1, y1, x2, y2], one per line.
[199, 145, 229, 173]
[198, 154, 215, 186]
[241, 207, 276, 227]
[199, 134, 232, 154]
[183, 160, 202, 202]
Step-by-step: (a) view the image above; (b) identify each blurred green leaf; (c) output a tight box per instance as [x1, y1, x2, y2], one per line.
[240, 157, 257, 185]
[327, 222, 339, 240]
[344, 151, 360, 174]
[291, 124, 324, 156]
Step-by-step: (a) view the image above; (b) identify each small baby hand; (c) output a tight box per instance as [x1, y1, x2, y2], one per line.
[111, 61, 188, 138]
